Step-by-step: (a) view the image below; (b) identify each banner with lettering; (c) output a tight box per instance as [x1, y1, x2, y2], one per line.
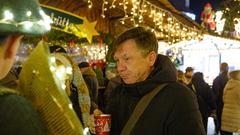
[41, 5, 83, 29]
[41, 5, 99, 43]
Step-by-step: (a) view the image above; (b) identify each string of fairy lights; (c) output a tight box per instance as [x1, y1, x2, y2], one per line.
[86, 0, 203, 45]
[0, 9, 52, 31]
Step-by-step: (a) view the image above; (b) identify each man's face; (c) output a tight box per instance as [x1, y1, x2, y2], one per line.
[185, 71, 193, 78]
[113, 39, 155, 84]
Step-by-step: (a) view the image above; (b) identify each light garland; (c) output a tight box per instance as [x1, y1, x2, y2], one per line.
[0, 9, 52, 31]
[87, 0, 93, 8]
[110, 0, 117, 9]
[108, 0, 203, 44]
[101, 0, 108, 18]
[82, 44, 108, 61]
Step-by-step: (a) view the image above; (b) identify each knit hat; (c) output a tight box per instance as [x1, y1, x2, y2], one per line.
[0, 0, 51, 35]
[78, 62, 90, 68]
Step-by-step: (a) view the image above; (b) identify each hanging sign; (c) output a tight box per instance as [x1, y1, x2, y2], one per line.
[41, 4, 83, 29]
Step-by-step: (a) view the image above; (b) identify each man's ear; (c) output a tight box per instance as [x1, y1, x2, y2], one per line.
[148, 51, 157, 66]
[4, 35, 23, 59]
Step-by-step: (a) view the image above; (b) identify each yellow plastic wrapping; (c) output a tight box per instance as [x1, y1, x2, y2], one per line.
[18, 41, 83, 135]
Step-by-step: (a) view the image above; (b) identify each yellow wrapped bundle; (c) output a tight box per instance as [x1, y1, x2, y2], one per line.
[18, 42, 84, 135]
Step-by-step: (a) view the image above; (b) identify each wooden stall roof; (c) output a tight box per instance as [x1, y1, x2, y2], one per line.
[39, 0, 205, 43]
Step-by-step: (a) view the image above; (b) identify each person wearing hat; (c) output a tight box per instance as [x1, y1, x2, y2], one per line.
[0, 0, 51, 134]
[184, 66, 194, 85]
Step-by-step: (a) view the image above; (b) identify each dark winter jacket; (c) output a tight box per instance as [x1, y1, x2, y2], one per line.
[188, 72, 216, 131]
[212, 73, 228, 110]
[0, 85, 47, 135]
[212, 72, 228, 130]
[106, 54, 205, 135]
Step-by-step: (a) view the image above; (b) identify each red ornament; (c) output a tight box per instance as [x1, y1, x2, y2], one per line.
[201, 3, 216, 30]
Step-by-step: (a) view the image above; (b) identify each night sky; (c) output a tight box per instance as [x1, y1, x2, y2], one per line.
[169, 0, 224, 23]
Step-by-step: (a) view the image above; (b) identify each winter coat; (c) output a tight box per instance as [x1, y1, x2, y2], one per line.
[106, 54, 205, 135]
[0, 85, 47, 135]
[212, 73, 228, 129]
[188, 72, 216, 132]
[221, 79, 240, 132]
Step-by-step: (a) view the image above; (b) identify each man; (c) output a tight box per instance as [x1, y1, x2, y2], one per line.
[0, 0, 50, 134]
[212, 62, 229, 134]
[78, 61, 99, 112]
[184, 66, 194, 85]
[106, 27, 205, 135]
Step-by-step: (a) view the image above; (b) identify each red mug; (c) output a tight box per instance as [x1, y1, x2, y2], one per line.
[94, 114, 111, 135]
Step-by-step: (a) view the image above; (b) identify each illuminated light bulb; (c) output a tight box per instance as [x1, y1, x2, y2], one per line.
[23, 21, 33, 30]
[112, 5, 116, 8]
[121, 21, 125, 24]
[39, 10, 45, 16]
[61, 84, 66, 89]
[26, 11, 32, 17]
[68, 103, 73, 109]
[88, 5, 92, 8]
[4, 10, 14, 20]
[101, 14, 105, 18]
[50, 66, 56, 72]
[66, 67, 72, 74]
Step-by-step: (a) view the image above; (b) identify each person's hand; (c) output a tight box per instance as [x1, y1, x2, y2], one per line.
[94, 109, 103, 116]
[89, 114, 96, 134]
[89, 109, 103, 134]
[209, 111, 217, 120]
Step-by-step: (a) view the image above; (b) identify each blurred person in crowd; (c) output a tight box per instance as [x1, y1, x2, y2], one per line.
[188, 72, 216, 132]
[0, 0, 51, 134]
[221, 70, 240, 135]
[78, 61, 99, 113]
[184, 66, 194, 85]
[50, 45, 91, 128]
[176, 69, 186, 85]
[212, 62, 229, 134]
[105, 27, 205, 135]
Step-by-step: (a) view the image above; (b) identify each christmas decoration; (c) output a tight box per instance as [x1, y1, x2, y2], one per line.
[63, 17, 99, 44]
[215, 11, 226, 34]
[201, 3, 216, 31]
[219, 0, 240, 38]
[77, 17, 99, 44]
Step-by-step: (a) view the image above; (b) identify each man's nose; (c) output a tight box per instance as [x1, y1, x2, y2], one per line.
[117, 61, 126, 72]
